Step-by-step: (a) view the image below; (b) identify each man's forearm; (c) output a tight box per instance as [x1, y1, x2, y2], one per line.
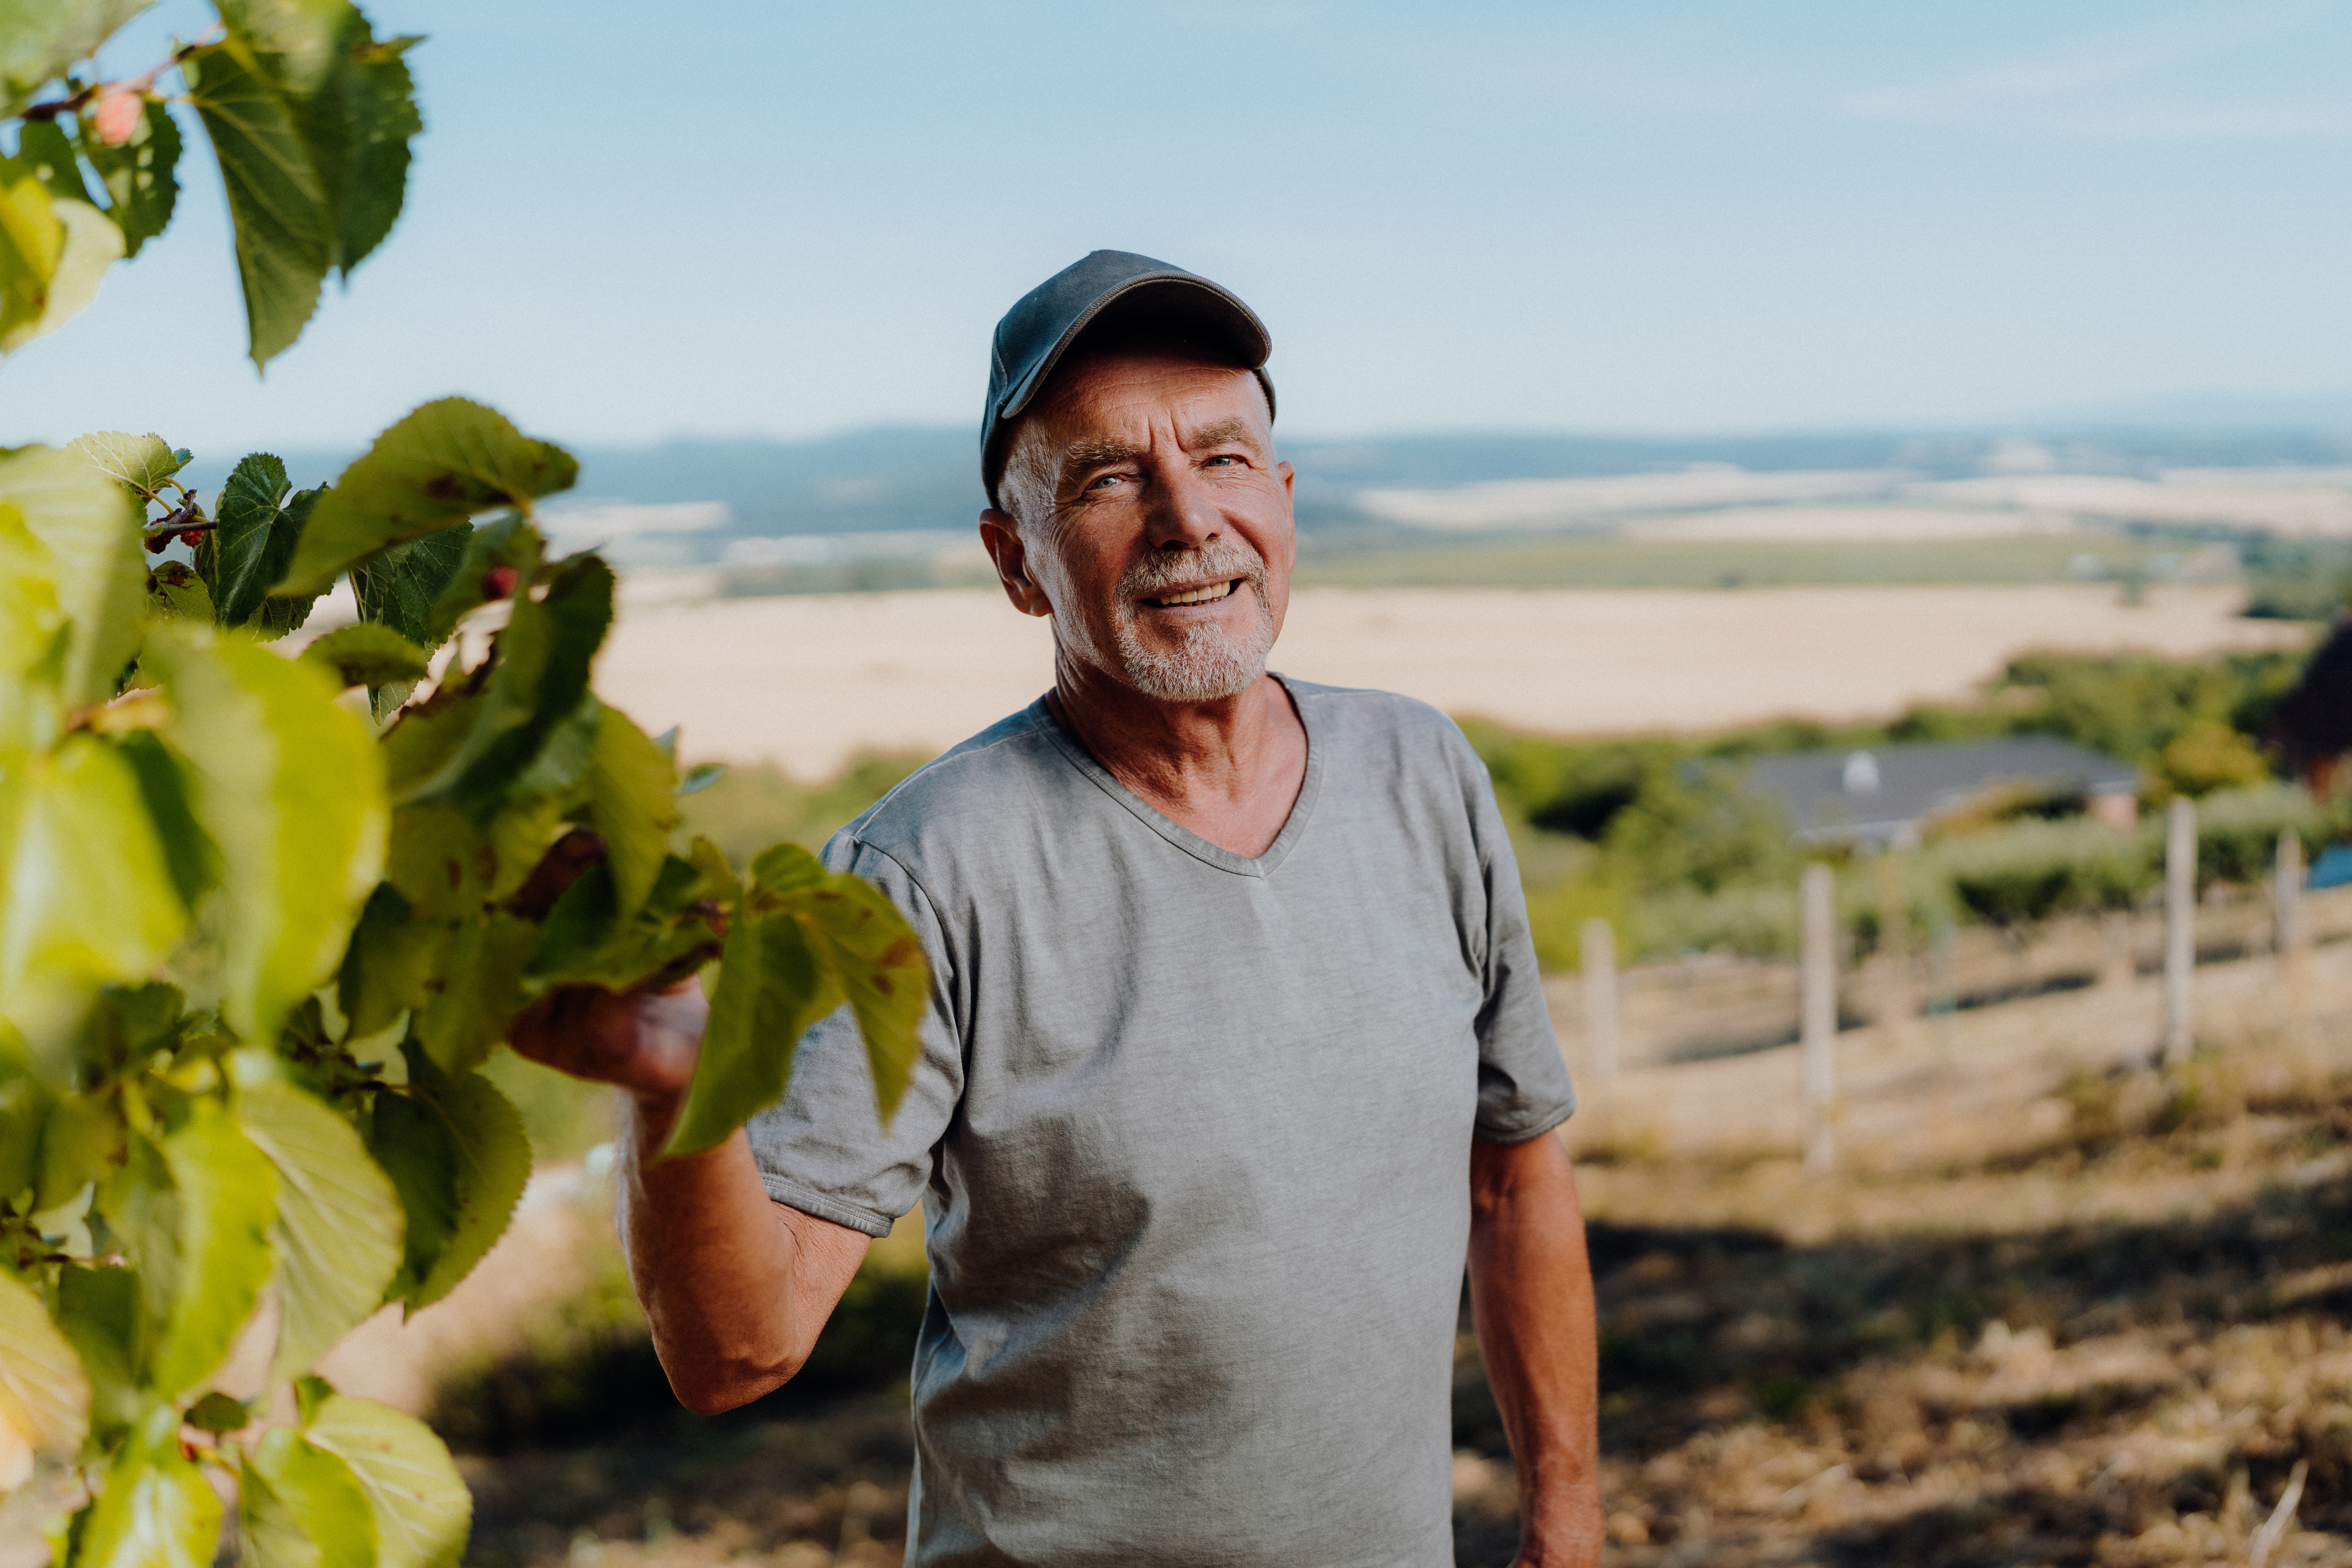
[617, 1095, 868, 1416]
[1466, 1131, 1603, 1567]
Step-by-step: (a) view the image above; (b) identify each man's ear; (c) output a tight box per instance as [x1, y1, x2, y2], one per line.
[979, 509, 1053, 617]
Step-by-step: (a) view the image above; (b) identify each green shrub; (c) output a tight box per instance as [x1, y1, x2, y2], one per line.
[1927, 818, 2155, 927]
[2194, 782, 2347, 887]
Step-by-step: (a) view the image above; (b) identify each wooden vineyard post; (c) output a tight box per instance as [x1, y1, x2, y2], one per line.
[2277, 829, 2309, 1050]
[2163, 795, 2196, 1065]
[1581, 916, 1619, 1090]
[1875, 847, 1916, 1044]
[1802, 863, 1838, 1173]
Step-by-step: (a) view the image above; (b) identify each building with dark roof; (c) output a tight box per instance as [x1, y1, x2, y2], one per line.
[1746, 736, 2141, 848]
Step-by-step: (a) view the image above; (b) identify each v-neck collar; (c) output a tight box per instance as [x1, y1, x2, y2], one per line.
[1034, 674, 1324, 879]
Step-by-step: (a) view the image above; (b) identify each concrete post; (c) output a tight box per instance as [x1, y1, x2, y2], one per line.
[2162, 795, 2196, 1065]
[1802, 864, 1838, 1173]
[1580, 917, 1618, 1089]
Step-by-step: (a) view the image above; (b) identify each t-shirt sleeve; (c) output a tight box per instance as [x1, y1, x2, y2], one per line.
[742, 834, 963, 1237]
[1461, 746, 1578, 1142]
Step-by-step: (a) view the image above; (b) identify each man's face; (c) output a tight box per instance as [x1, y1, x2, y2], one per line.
[984, 350, 1296, 705]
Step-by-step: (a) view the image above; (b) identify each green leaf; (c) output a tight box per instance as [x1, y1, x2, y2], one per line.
[0, 1267, 89, 1457]
[336, 883, 437, 1036]
[0, 441, 146, 706]
[57, 1264, 141, 1438]
[410, 911, 534, 1078]
[0, 173, 122, 353]
[152, 1100, 278, 1399]
[363, 1091, 452, 1310]
[301, 622, 430, 690]
[116, 729, 218, 912]
[667, 907, 838, 1156]
[69, 430, 184, 500]
[402, 1055, 527, 1310]
[243, 1426, 375, 1568]
[182, 40, 327, 368]
[795, 876, 925, 1123]
[77, 1406, 221, 1568]
[350, 523, 470, 649]
[183, 1389, 251, 1433]
[214, 454, 317, 629]
[686, 835, 739, 909]
[236, 1081, 402, 1379]
[99, 1133, 177, 1354]
[80, 95, 180, 258]
[393, 555, 612, 814]
[142, 624, 388, 1042]
[276, 400, 578, 598]
[0, 737, 183, 1053]
[18, 117, 93, 206]
[0, 0, 153, 117]
[679, 762, 725, 797]
[144, 560, 213, 622]
[416, 512, 538, 647]
[587, 706, 679, 919]
[301, 1392, 468, 1568]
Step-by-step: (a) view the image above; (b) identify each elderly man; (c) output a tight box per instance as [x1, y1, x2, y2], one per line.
[515, 252, 1602, 1567]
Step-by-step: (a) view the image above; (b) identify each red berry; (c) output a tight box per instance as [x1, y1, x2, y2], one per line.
[144, 533, 167, 554]
[483, 565, 519, 600]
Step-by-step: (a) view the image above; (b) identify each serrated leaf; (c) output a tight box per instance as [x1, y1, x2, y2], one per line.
[587, 705, 679, 919]
[0, 736, 183, 1053]
[183, 39, 326, 368]
[0, 441, 146, 706]
[349, 523, 470, 648]
[410, 910, 534, 1078]
[152, 1100, 278, 1399]
[214, 454, 315, 628]
[69, 430, 184, 499]
[116, 729, 217, 912]
[405, 1059, 527, 1310]
[275, 400, 577, 598]
[416, 512, 537, 647]
[0, 0, 154, 117]
[18, 117, 93, 205]
[142, 623, 388, 1042]
[300, 622, 430, 690]
[395, 557, 612, 815]
[363, 1091, 452, 1309]
[243, 1427, 374, 1568]
[144, 560, 212, 622]
[301, 1393, 467, 1568]
[183, 1390, 250, 1433]
[679, 762, 724, 797]
[336, 882, 437, 1036]
[686, 836, 739, 908]
[666, 906, 838, 1156]
[794, 877, 924, 1122]
[80, 95, 179, 258]
[77, 1406, 220, 1568]
[0, 1268, 89, 1457]
[236, 1080, 403, 1379]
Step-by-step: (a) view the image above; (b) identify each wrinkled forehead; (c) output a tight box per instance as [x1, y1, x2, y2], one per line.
[1026, 350, 1274, 456]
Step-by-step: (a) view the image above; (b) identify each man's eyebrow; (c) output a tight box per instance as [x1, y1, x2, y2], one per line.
[1058, 438, 1144, 479]
[1183, 418, 1256, 450]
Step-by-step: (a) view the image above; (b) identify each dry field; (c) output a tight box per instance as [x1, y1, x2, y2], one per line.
[316, 898, 2352, 1568]
[591, 582, 2307, 778]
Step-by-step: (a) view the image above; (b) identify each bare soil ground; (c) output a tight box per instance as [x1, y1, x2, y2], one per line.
[589, 583, 2305, 778]
[404, 922, 2352, 1568]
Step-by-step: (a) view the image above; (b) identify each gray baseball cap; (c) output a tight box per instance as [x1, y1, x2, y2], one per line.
[981, 249, 1275, 509]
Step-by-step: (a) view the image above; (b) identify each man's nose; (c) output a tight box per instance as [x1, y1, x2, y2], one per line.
[1143, 459, 1221, 550]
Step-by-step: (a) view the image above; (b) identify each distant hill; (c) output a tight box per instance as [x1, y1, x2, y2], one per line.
[173, 423, 2352, 568]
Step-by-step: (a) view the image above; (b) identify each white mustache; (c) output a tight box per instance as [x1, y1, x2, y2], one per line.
[1120, 541, 1266, 600]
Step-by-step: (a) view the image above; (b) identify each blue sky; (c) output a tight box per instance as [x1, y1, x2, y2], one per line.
[4, 0, 2350, 452]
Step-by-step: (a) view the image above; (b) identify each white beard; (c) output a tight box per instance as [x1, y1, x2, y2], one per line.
[1090, 539, 1276, 702]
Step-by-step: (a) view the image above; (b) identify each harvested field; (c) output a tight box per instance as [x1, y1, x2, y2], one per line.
[592, 582, 2306, 778]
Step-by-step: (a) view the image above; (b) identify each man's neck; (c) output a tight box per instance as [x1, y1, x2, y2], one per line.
[1047, 657, 1309, 860]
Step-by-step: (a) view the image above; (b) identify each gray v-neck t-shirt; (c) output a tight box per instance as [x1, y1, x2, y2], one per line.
[746, 678, 1575, 1568]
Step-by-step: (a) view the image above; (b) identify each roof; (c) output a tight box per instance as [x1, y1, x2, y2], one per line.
[1746, 735, 2140, 846]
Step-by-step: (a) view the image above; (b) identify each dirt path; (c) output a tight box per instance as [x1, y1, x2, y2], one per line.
[592, 583, 2307, 776]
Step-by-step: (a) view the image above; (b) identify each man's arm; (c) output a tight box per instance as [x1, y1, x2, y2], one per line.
[1466, 1130, 1603, 1568]
[510, 984, 871, 1415]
